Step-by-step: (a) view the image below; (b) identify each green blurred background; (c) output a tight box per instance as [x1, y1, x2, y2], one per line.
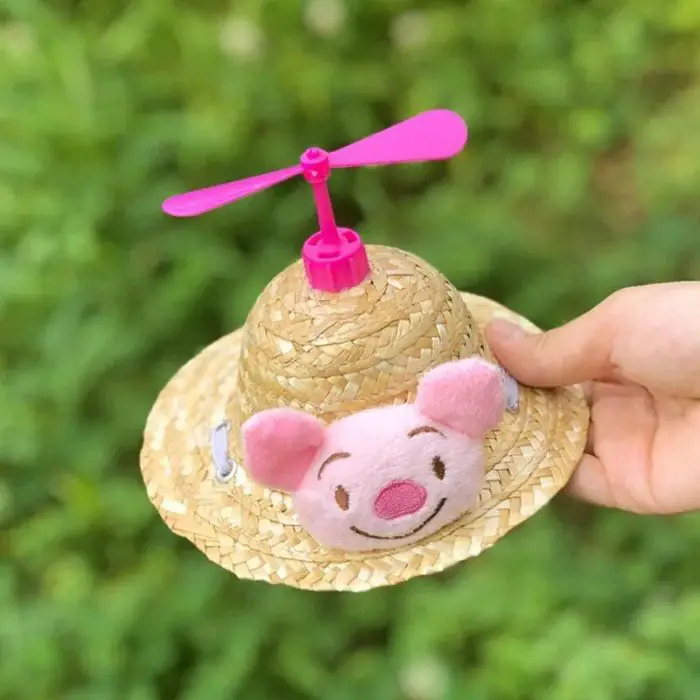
[2, 0, 700, 698]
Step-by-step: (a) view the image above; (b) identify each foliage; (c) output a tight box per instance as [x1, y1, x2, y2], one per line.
[2, 0, 700, 698]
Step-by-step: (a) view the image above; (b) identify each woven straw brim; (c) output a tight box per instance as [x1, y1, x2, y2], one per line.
[140, 293, 589, 592]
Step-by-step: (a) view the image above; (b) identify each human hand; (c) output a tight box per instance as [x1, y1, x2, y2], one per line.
[485, 282, 700, 514]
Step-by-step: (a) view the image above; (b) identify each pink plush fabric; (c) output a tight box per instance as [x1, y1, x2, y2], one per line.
[373, 480, 427, 520]
[241, 357, 508, 551]
[241, 407, 326, 492]
[416, 357, 505, 438]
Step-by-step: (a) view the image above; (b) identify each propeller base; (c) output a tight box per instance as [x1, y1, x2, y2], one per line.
[302, 228, 370, 293]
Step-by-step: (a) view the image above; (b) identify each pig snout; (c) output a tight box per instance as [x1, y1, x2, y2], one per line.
[373, 479, 427, 520]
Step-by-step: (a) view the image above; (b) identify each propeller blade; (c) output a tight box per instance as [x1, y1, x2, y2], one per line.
[162, 164, 303, 217]
[329, 109, 467, 169]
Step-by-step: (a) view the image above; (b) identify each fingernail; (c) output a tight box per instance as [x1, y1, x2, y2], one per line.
[487, 319, 524, 343]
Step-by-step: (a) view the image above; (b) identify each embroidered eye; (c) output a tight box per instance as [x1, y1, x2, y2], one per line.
[432, 456, 446, 480]
[335, 486, 350, 511]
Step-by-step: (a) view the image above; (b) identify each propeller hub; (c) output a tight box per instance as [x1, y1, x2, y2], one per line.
[301, 147, 331, 184]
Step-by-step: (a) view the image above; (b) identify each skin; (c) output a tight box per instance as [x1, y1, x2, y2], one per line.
[485, 282, 700, 514]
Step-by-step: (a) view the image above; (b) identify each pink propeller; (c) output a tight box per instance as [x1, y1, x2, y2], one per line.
[162, 109, 468, 292]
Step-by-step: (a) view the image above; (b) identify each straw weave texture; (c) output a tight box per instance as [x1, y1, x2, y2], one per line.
[140, 245, 589, 592]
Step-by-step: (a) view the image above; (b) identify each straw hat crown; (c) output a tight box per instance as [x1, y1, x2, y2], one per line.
[229, 244, 485, 447]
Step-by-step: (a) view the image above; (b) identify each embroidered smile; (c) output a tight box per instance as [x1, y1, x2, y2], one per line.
[350, 498, 447, 540]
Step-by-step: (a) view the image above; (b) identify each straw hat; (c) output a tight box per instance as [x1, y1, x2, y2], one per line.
[140, 244, 589, 592]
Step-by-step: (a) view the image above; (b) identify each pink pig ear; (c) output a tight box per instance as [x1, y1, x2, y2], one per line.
[241, 408, 326, 492]
[415, 357, 506, 438]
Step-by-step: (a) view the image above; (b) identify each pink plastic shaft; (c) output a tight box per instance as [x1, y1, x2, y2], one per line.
[300, 146, 370, 292]
[309, 180, 341, 247]
[300, 147, 341, 248]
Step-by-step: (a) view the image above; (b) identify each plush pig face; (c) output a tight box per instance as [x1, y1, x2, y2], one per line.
[241, 357, 508, 551]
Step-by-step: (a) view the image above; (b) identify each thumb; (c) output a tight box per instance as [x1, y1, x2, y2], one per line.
[484, 300, 619, 388]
